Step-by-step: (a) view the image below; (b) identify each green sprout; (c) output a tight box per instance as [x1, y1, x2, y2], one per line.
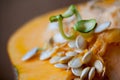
[62, 5, 81, 21]
[50, 15, 75, 40]
[49, 5, 97, 40]
[73, 19, 96, 33]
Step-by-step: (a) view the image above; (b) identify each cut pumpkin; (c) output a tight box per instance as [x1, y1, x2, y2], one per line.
[7, 0, 120, 80]
[7, 9, 74, 80]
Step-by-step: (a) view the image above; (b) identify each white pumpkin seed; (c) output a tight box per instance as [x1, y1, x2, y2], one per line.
[53, 33, 67, 43]
[68, 56, 82, 68]
[71, 68, 83, 76]
[88, 67, 95, 80]
[80, 67, 90, 80]
[76, 36, 87, 50]
[48, 22, 58, 31]
[94, 21, 111, 33]
[49, 56, 61, 64]
[66, 51, 78, 57]
[40, 49, 51, 60]
[94, 60, 103, 74]
[40, 46, 59, 60]
[22, 47, 39, 61]
[68, 40, 76, 48]
[82, 51, 92, 64]
[74, 78, 81, 80]
[59, 56, 72, 63]
[54, 63, 68, 69]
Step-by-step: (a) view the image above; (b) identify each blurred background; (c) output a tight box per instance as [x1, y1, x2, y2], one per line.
[0, 0, 88, 80]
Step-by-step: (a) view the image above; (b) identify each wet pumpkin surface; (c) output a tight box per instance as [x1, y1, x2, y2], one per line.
[7, 0, 120, 80]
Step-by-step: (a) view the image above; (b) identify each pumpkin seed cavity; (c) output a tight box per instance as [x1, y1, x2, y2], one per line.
[22, 4, 107, 80]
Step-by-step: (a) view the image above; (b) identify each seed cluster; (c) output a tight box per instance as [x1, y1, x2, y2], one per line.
[38, 35, 105, 80]
[21, 21, 111, 79]
[20, 2, 120, 80]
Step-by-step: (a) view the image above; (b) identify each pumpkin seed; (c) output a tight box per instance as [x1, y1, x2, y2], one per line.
[53, 33, 67, 43]
[71, 68, 83, 76]
[54, 63, 68, 69]
[59, 56, 72, 63]
[94, 21, 111, 33]
[82, 51, 92, 64]
[49, 56, 61, 64]
[48, 22, 58, 31]
[76, 36, 87, 50]
[40, 46, 59, 60]
[68, 40, 76, 48]
[88, 67, 95, 80]
[68, 56, 82, 68]
[22, 47, 39, 61]
[94, 60, 103, 74]
[66, 51, 78, 57]
[80, 67, 90, 80]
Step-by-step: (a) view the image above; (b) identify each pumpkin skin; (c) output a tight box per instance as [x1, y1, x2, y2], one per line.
[7, 0, 120, 80]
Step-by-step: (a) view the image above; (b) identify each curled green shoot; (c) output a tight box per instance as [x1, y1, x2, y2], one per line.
[50, 15, 76, 40]
[62, 5, 82, 21]
[58, 16, 76, 40]
[49, 5, 97, 40]
[73, 19, 96, 33]
[62, 5, 75, 18]
[49, 15, 63, 22]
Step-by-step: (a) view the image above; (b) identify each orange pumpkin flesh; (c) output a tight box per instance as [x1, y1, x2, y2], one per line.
[7, 0, 120, 80]
[7, 9, 74, 80]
